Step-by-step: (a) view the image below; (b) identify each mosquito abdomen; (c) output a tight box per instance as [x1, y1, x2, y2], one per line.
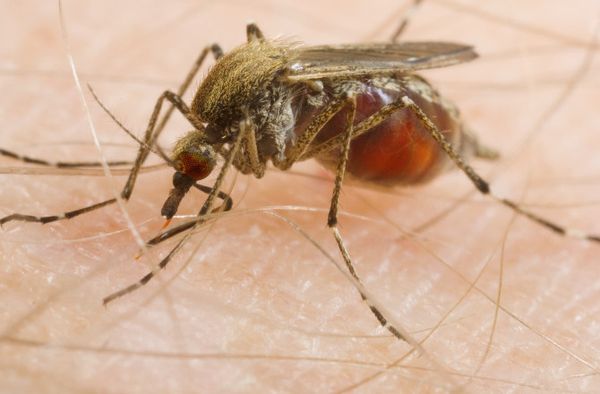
[298, 75, 473, 185]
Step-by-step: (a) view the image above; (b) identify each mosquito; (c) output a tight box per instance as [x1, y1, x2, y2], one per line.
[2, 20, 599, 344]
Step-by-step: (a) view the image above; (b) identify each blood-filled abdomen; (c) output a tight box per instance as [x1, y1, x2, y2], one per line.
[293, 75, 472, 186]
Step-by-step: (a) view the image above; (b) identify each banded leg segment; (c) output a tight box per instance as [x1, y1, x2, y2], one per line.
[325, 94, 409, 342]
[0, 148, 131, 168]
[0, 199, 117, 227]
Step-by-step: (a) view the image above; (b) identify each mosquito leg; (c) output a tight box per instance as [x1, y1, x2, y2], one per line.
[0, 199, 117, 227]
[193, 184, 234, 213]
[1, 44, 222, 227]
[0, 147, 131, 168]
[390, 0, 425, 43]
[147, 44, 223, 161]
[275, 97, 350, 169]
[326, 94, 409, 342]
[103, 233, 189, 306]
[103, 124, 246, 305]
[401, 95, 600, 243]
[198, 118, 248, 216]
[247, 126, 267, 178]
[234, 122, 266, 178]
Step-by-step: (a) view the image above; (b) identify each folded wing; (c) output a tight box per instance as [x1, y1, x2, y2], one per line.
[286, 41, 477, 81]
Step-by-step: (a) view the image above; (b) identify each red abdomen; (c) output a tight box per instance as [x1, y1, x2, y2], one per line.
[294, 75, 470, 185]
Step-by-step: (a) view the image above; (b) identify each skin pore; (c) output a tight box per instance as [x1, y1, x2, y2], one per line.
[1, 0, 600, 392]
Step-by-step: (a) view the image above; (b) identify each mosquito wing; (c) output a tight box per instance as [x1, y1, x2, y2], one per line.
[285, 41, 477, 81]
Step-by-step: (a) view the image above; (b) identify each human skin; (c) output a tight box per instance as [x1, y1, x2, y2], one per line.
[1, 0, 600, 392]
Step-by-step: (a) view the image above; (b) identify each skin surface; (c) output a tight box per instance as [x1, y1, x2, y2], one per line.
[1, 0, 600, 392]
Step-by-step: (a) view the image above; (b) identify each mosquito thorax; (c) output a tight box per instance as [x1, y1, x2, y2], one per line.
[190, 39, 291, 128]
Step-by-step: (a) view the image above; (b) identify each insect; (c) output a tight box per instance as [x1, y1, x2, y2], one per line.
[2, 19, 599, 346]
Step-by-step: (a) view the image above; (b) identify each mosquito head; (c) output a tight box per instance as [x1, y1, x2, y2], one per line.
[172, 130, 217, 181]
[161, 131, 217, 221]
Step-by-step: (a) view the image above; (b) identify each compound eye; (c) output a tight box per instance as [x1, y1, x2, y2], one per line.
[174, 145, 217, 181]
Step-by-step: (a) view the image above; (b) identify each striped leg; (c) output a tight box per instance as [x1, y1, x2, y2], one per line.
[0, 147, 131, 168]
[325, 94, 409, 342]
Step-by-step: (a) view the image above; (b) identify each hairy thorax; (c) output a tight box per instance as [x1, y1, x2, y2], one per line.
[191, 40, 300, 162]
[191, 40, 293, 130]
